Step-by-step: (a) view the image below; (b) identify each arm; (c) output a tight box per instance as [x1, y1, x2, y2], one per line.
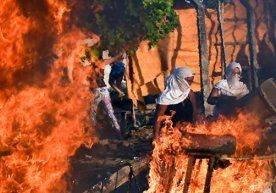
[98, 54, 123, 69]
[236, 83, 249, 99]
[153, 104, 168, 139]
[207, 88, 220, 105]
[188, 89, 199, 121]
[109, 76, 125, 96]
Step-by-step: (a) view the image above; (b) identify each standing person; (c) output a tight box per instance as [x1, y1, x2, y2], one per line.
[153, 67, 199, 139]
[78, 36, 123, 137]
[90, 54, 124, 136]
[207, 61, 249, 118]
[108, 60, 126, 97]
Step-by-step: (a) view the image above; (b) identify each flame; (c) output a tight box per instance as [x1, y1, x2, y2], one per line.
[0, 0, 97, 192]
[146, 112, 274, 193]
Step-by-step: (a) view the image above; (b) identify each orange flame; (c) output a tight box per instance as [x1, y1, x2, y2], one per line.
[146, 112, 273, 193]
[0, 0, 96, 192]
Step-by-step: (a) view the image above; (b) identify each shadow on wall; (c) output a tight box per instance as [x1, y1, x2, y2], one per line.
[257, 33, 276, 81]
[235, 44, 250, 87]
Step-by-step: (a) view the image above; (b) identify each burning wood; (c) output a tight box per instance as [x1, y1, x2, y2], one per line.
[146, 90, 275, 193]
[221, 153, 276, 161]
[0, 149, 12, 157]
[183, 133, 236, 156]
[88, 156, 150, 193]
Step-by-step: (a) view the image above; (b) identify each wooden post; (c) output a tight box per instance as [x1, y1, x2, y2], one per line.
[183, 156, 196, 193]
[132, 104, 137, 128]
[203, 157, 215, 193]
[192, 0, 212, 115]
[217, 0, 227, 78]
[266, 1, 276, 50]
[240, 0, 259, 89]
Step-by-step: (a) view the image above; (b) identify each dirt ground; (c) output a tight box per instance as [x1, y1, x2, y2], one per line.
[69, 126, 153, 193]
[69, 95, 155, 193]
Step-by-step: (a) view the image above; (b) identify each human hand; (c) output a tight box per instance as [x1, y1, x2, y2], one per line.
[193, 113, 204, 125]
[118, 92, 125, 101]
[119, 92, 125, 97]
[115, 54, 124, 61]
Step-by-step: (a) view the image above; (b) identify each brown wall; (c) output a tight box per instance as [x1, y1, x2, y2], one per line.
[126, 0, 276, 108]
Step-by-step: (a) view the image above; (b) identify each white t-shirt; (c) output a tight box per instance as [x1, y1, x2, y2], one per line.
[214, 79, 249, 99]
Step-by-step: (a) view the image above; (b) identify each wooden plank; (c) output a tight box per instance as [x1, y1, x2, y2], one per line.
[214, 41, 248, 46]
[183, 156, 196, 193]
[272, 182, 276, 193]
[260, 78, 276, 113]
[132, 104, 138, 128]
[217, 0, 227, 78]
[203, 157, 215, 193]
[266, 1, 276, 49]
[183, 133, 236, 155]
[224, 18, 247, 22]
[0, 150, 12, 157]
[89, 156, 150, 193]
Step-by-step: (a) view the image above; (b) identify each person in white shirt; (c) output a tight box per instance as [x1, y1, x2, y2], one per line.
[153, 67, 199, 139]
[207, 61, 249, 117]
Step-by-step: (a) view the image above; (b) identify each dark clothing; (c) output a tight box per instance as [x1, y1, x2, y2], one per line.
[164, 98, 193, 125]
[110, 62, 125, 79]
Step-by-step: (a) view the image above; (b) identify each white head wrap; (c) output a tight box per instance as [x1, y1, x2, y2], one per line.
[215, 61, 249, 98]
[226, 61, 242, 79]
[157, 67, 194, 105]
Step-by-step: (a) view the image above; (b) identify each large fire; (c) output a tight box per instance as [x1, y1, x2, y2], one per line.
[0, 0, 96, 192]
[145, 112, 274, 193]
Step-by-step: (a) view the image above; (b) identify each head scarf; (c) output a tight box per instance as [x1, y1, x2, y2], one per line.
[225, 61, 242, 88]
[157, 67, 194, 105]
[214, 61, 249, 97]
[226, 61, 242, 78]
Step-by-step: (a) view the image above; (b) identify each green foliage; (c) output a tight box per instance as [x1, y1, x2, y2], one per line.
[78, 0, 179, 55]
[143, 0, 179, 47]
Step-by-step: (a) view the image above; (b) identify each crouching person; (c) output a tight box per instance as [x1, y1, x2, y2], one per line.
[153, 67, 200, 139]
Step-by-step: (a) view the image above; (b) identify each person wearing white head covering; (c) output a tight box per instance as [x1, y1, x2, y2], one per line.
[207, 61, 249, 117]
[154, 67, 199, 138]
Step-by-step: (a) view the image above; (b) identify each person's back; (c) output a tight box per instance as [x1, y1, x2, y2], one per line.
[109, 61, 125, 97]
[110, 62, 125, 78]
